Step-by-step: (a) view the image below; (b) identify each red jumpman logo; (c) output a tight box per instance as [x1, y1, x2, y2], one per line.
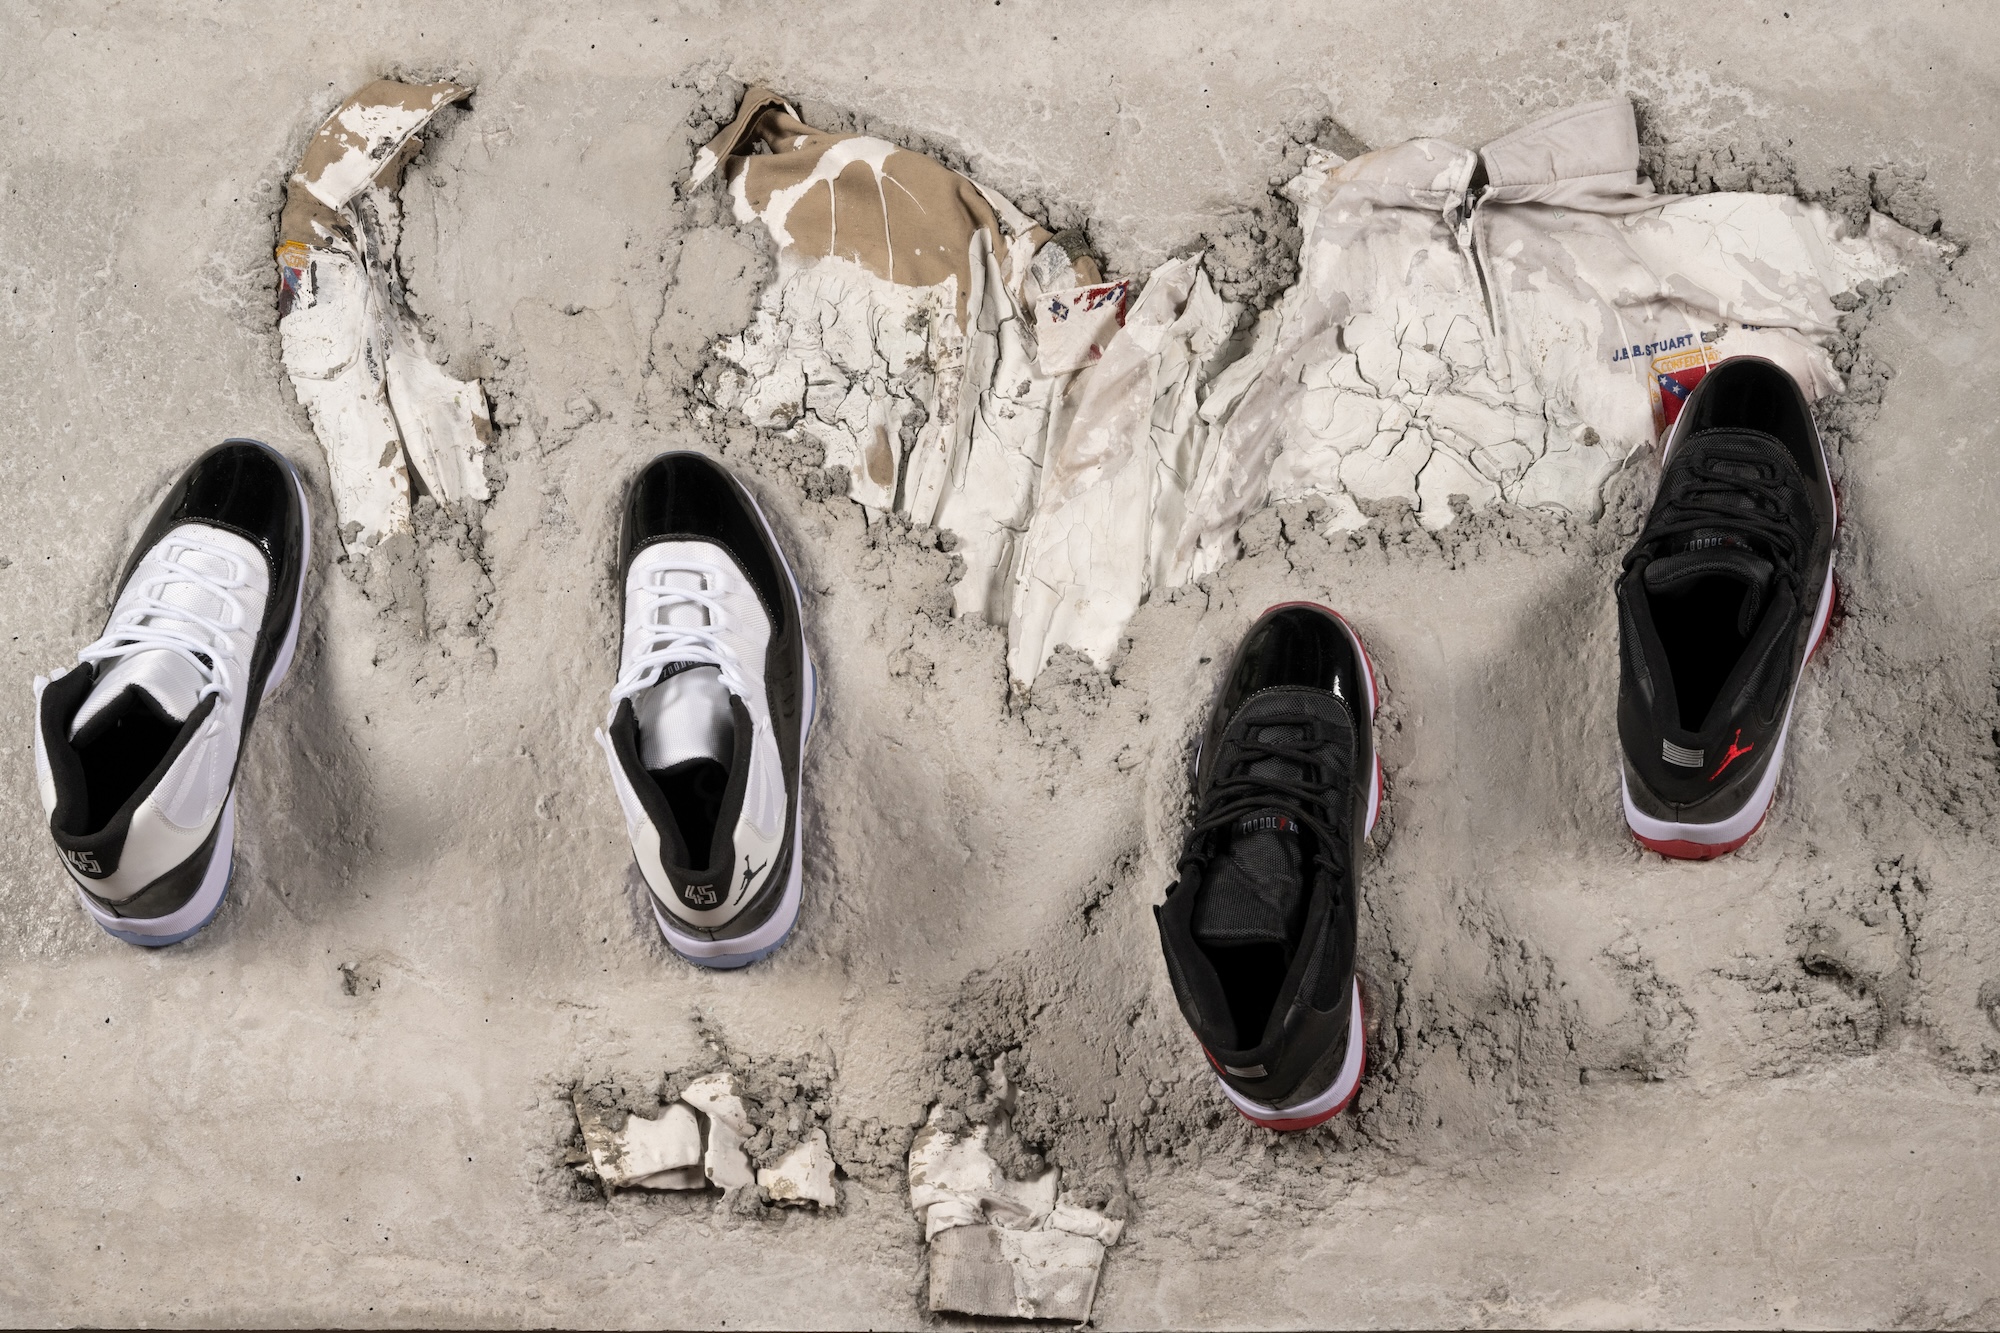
[1709, 729, 1755, 781]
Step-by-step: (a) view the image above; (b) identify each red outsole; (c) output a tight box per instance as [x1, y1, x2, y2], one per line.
[1631, 809, 1765, 861]
[1204, 991, 1368, 1132]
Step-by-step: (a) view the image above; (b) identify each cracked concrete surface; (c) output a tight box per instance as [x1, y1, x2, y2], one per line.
[2, 2, 1999, 1328]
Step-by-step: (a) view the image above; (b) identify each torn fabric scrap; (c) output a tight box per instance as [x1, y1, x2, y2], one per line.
[571, 1072, 835, 1201]
[757, 1128, 838, 1208]
[678, 1072, 755, 1190]
[277, 79, 492, 555]
[906, 1091, 1123, 1322]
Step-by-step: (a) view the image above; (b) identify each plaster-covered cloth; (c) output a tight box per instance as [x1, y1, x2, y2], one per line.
[706, 95, 1926, 684]
[698, 88, 1107, 628]
[1172, 98, 1925, 582]
[275, 80, 493, 555]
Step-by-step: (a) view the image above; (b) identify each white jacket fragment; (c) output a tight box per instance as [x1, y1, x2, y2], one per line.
[571, 1072, 838, 1203]
[1174, 98, 1927, 580]
[276, 79, 492, 555]
[1005, 255, 1244, 682]
[696, 88, 1108, 632]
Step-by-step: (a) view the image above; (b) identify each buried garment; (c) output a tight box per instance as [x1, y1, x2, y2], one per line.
[705, 95, 1929, 684]
[1171, 97, 1931, 583]
[275, 80, 493, 555]
[695, 87, 1115, 632]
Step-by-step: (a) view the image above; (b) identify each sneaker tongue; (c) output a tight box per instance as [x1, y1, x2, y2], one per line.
[637, 664, 735, 770]
[1643, 542, 1776, 636]
[1667, 429, 1790, 545]
[69, 653, 206, 738]
[1191, 812, 1307, 950]
[634, 569, 736, 770]
[68, 544, 237, 738]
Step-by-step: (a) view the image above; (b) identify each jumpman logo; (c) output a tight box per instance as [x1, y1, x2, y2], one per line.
[1709, 729, 1755, 782]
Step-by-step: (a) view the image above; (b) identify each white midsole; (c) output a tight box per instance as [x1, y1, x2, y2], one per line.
[1215, 977, 1365, 1123]
[1622, 531, 1835, 846]
[74, 795, 234, 937]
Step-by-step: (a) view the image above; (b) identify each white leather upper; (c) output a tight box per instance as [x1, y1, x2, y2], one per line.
[602, 539, 788, 929]
[37, 523, 269, 902]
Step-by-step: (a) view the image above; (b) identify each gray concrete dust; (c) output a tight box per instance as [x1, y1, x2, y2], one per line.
[3, 2, 1999, 1327]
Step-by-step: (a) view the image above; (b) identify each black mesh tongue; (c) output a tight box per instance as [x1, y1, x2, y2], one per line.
[1191, 812, 1306, 950]
[1190, 690, 1353, 952]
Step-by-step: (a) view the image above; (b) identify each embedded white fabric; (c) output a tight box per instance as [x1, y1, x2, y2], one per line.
[277, 81, 491, 556]
[1175, 98, 1927, 582]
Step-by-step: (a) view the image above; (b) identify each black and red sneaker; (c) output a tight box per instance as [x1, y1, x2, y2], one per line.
[1617, 357, 1838, 859]
[1156, 603, 1380, 1131]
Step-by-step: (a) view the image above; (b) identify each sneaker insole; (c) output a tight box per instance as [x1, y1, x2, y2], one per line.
[1651, 575, 1755, 731]
[76, 700, 182, 833]
[1207, 942, 1289, 1051]
[651, 758, 731, 866]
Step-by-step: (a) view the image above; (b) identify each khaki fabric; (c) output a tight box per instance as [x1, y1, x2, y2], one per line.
[278, 80, 468, 252]
[274, 80, 490, 555]
[696, 87, 1098, 325]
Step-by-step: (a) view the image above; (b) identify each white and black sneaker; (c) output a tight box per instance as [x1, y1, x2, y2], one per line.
[596, 452, 815, 969]
[1156, 602, 1381, 1131]
[1618, 356, 1839, 858]
[32, 440, 311, 946]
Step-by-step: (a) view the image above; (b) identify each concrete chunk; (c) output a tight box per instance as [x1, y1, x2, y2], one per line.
[757, 1129, 837, 1208]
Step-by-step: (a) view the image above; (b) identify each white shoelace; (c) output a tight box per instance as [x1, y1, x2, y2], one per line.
[609, 561, 748, 708]
[77, 533, 252, 708]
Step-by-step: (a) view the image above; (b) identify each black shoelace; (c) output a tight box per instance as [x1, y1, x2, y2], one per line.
[1625, 443, 1803, 588]
[1177, 723, 1350, 897]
